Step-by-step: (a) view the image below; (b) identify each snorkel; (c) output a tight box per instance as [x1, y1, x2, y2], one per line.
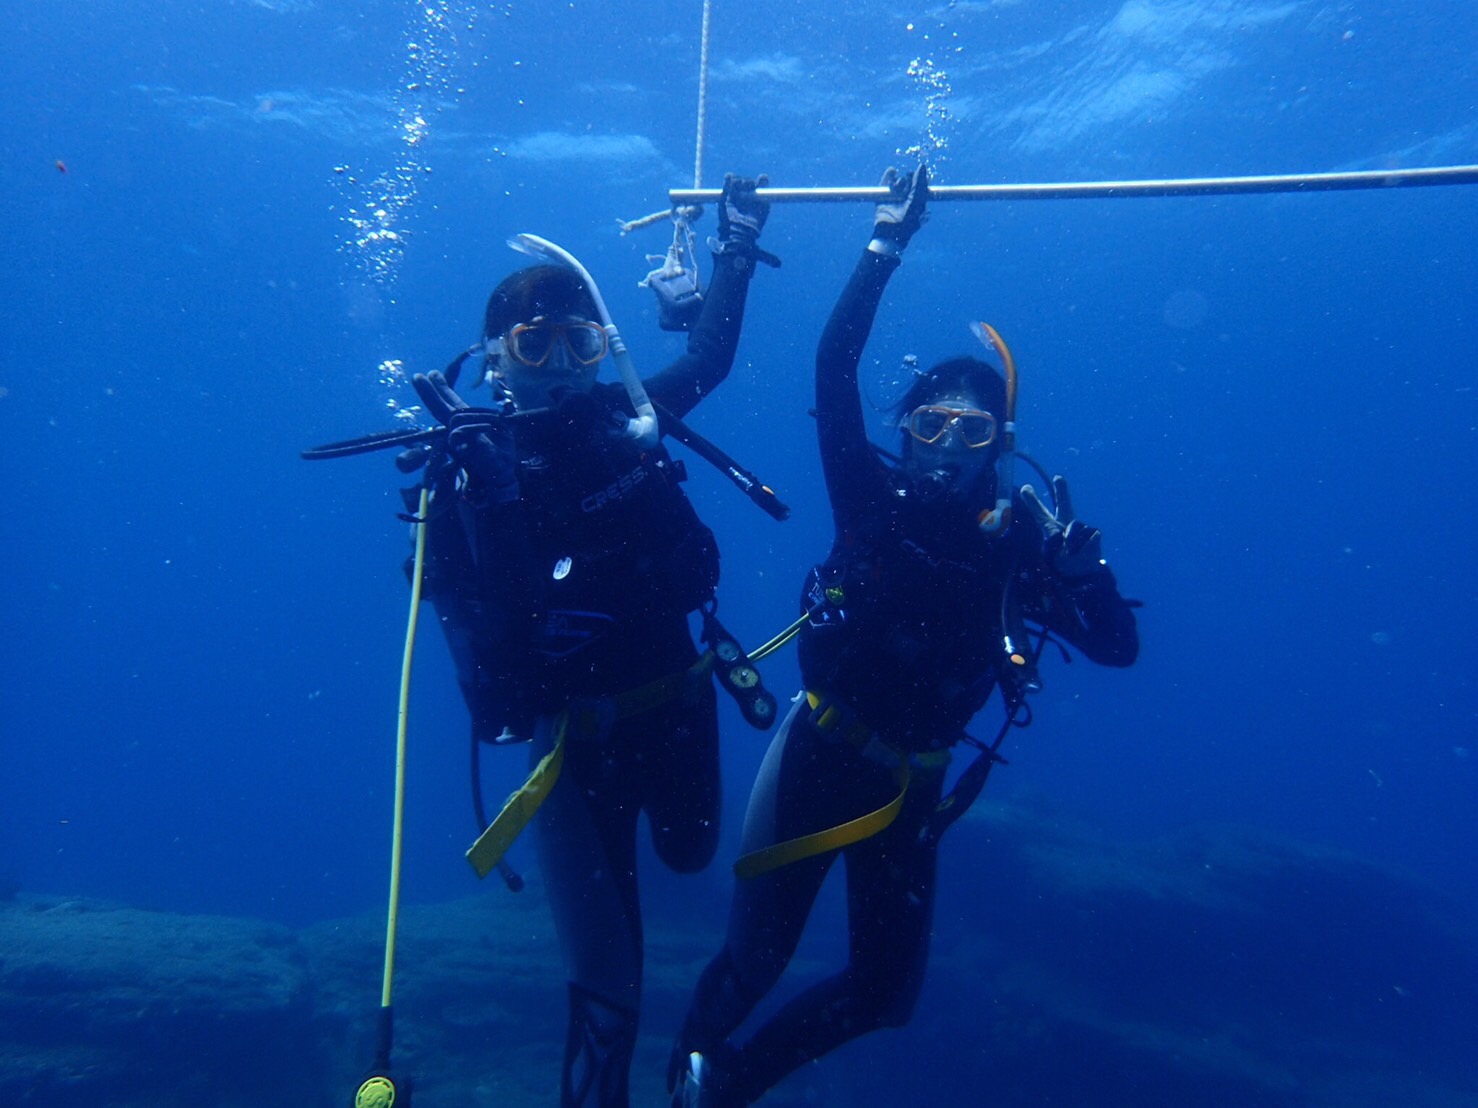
[509, 233, 661, 447]
[971, 321, 1017, 535]
[968, 322, 1040, 703]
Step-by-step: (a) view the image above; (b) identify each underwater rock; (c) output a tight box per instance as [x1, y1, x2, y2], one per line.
[884, 805, 1478, 1108]
[0, 894, 323, 1108]
[4, 808, 1475, 1107]
[300, 886, 568, 1106]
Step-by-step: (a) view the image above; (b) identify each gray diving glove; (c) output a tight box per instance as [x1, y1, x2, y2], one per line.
[870, 164, 930, 254]
[713, 172, 781, 267]
[1021, 475, 1108, 579]
[413, 370, 520, 504]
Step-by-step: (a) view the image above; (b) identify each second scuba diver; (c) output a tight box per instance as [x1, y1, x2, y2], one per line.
[669, 166, 1141, 1106]
[412, 175, 775, 1107]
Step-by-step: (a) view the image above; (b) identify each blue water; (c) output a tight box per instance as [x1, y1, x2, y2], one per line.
[3, 0, 1475, 1068]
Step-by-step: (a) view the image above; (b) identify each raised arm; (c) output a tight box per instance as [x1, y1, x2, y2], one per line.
[644, 175, 774, 417]
[815, 166, 930, 529]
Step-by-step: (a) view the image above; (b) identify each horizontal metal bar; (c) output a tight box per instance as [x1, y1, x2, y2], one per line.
[670, 164, 1478, 205]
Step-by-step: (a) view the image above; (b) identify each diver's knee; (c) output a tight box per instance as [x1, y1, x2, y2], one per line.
[717, 943, 773, 1001]
[876, 993, 919, 1029]
[662, 841, 718, 875]
[683, 945, 770, 1050]
[872, 968, 924, 1029]
[652, 819, 719, 874]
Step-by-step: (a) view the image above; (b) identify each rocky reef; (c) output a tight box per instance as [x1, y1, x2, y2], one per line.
[3, 805, 1474, 1107]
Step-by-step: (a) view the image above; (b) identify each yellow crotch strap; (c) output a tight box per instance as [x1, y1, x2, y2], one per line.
[465, 712, 568, 879]
[615, 651, 715, 717]
[734, 692, 931, 881]
[464, 655, 715, 879]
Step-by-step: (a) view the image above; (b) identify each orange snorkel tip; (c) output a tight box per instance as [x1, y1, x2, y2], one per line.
[970, 321, 1018, 534]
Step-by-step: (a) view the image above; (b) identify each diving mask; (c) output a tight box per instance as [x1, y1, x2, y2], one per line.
[905, 405, 998, 448]
[489, 319, 609, 369]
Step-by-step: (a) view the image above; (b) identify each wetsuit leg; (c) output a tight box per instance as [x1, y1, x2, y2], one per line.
[728, 764, 945, 1102]
[672, 702, 852, 1096]
[677, 696, 947, 1104]
[531, 712, 646, 1107]
[641, 680, 721, 874]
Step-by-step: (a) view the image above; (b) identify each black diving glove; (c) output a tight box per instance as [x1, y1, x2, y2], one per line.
[1021, 475, 1108, 579]
[413, 370, 519, 503]
[870, 164, 930, 254]
[713, 173, 780, 267]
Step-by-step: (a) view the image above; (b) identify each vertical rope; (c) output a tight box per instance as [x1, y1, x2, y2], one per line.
[382, 485, 429, 1009]
[694, 0, 712, 189]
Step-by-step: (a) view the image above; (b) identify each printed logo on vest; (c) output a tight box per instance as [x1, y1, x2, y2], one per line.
[580, 463, 648, 513]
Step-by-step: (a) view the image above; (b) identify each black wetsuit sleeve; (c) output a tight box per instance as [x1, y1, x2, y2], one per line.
[1025, 528, 1139, 667]
[816, 248, 903, 530]
[642, 251, 760, 418]
[1069, 573, 1139, 666]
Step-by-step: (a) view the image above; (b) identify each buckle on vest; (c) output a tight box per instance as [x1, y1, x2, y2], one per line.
[803, 690, 900, 770]
[566, 696, 618, 741]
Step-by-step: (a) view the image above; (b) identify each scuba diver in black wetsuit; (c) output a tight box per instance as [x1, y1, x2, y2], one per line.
[407, 175, 775, 1108]
[669, 166, 1140, 1107]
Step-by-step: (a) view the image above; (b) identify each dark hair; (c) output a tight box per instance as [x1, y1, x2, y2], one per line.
[891, 355, 1008, 452]
[483, 265, 599, 339]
